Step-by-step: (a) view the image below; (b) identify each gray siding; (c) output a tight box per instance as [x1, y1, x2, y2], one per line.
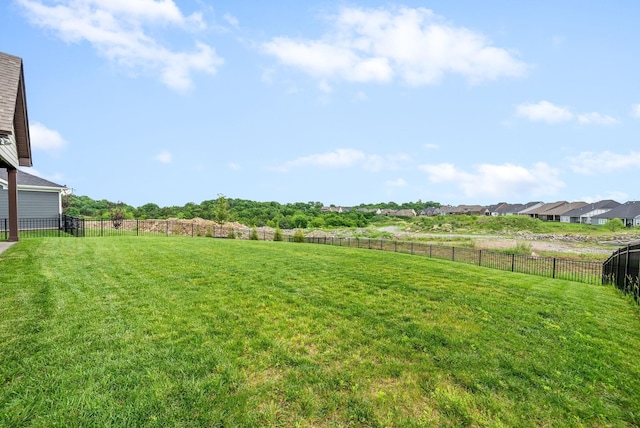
[0, 189, 60, 218]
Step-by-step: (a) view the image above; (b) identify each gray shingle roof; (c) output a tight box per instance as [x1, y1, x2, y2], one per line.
[592, 201, 640, 220]
[562, 200, 620, 217]
[0, 169, 65, 188]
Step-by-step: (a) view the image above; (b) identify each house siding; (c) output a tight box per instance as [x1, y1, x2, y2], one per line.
[0, 189, 60, 218]
[0, 125, 18, 168]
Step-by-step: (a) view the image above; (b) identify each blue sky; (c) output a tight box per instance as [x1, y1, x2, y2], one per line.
[3, 1, 640, 207]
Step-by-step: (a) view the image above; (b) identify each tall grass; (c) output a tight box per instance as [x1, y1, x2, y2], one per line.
[1, 237, 639, 426]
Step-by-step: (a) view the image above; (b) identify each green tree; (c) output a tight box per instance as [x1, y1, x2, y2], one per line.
[213, 194, 230, 227]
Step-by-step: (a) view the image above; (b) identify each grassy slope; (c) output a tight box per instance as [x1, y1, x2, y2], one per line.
[1, 237, 639, 427]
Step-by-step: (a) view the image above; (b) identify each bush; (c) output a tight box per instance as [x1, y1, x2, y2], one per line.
[293, 229, 306, 243]
[250, 227, 259, 240]
[606, 218, 624, 232]
[227, 229, 236, 239]
[273, 227, 283, 242]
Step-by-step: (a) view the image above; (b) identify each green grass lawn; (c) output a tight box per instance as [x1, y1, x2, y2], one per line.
[1, 237, 639, 427]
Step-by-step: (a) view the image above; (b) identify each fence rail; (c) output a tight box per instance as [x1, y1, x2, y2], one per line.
[602, 242, 640, 303]
[296, 235, 604, 285]
[0, 216, 606, 286]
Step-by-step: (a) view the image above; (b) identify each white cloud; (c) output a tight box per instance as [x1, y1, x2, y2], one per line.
[568, 150, 640, 175]
[631, 104, 640, 118]
[515, 101, 574, 123]
[18, 0, 222, 92]
[424, 143, 439, 150]
[385, 178, 407, 188]
[263, 6, 527, 87]
[419, 162, 563, 198]
[581, 191, 628, 204]
[516, 100, 618, 125]
[228, 162, 241, 170]
[318, 80, 333, 93]
[575, 112, 618, 125]
[354, 91, 368, 101]
[272, 148, 409, 172]
[155, 150, 172, 164]
[223, 13, 239, 28]
[29, 122, 68, 152]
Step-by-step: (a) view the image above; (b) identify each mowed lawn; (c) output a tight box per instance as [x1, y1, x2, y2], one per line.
[1, 237, 639, 427]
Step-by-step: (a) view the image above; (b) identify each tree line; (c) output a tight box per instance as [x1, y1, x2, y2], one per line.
[63, 194, 441, 229]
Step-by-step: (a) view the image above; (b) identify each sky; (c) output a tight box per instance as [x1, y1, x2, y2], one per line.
[2, 0, 640, 208]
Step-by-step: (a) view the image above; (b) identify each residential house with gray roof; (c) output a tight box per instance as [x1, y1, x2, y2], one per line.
[591, 201, 640, 227]
[0, 169, 67, 219]
[520, 201, 568, 219]
[540, 201, 587, 222]
[560, 200, 621, 224]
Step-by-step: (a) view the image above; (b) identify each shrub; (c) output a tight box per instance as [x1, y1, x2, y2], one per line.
[293, 229, 306, 243]
[250, 227, 259, 240]
[227, 229, 236, 239]
[273, 227, 283, 241]
[606, 218, 624, 232]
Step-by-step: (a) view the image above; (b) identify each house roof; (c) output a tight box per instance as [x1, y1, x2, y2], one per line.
[522, 201, 568, 215]
[0, 169, 65, 189]
[562, 200, 621, 217]
[495, 203, 523, 214]
[0, 52, 32, 167]
[592, 201, 640, 220]
[542, 201, 587, 216]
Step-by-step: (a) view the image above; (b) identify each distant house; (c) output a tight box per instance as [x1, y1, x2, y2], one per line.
[520, 201, 568, 219]
[392, 209, 417, 217]
[449, 205, 487, 215]
[0, 169, 67, 219]
[419, 206, 439, 216]
[539, 201, 587, 222]
[560, 200, 621, 224]
[486, 202, 508, 216]
[591, 201, 640, 227]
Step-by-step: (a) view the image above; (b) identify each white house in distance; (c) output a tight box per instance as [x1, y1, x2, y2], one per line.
[591, 201, 640, 227]
[560, 200, 621, 224]
[0, 169, 67, 219]
[0, 51, 33, 241]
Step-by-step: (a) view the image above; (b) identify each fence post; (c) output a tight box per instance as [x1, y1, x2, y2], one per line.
[411, 242, 414, 255]
[394, 241, 397, 252]
[511, 254, 515, 272]
[552, 258, 556, 279]
[136, 219, 139, 236]
[380, 239, 383, 250]
[625, 245, 630, 288]
[478, 249, 482, 266]
[166, 220, 169, 237]
[100, 218, 104, 237]
[429, 244, 432, 258]
[452, 247, 455, 261]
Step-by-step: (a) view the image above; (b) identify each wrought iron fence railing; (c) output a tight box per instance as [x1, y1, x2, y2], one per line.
[0, 216, 608, 287]
[602, 242, 640, 303]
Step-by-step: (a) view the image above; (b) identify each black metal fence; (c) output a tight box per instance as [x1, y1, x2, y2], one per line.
[296, 236, 604, 285]
[0, 216, 84, 239]
[602, 242, 640, 303]
[0, 216, 606, 286]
